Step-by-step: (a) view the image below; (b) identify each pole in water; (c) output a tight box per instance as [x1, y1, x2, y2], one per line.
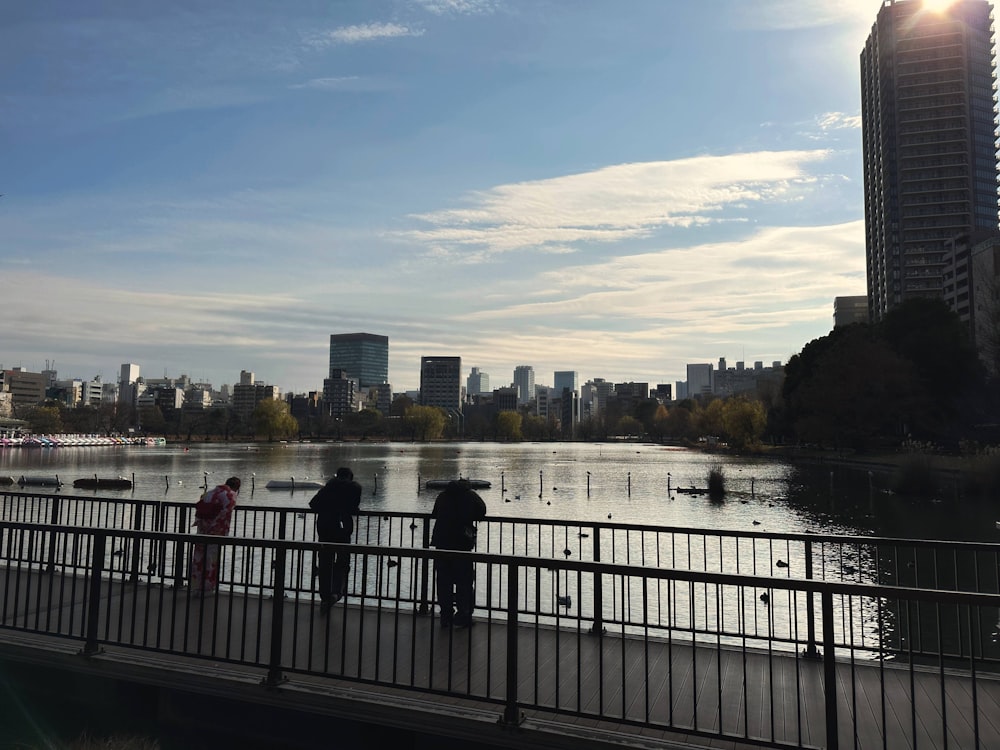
[373, 473, 378, 495]
[539, 470, 543, 497]
[164, 475, 169, 490]
[417, 473, 421, 494]
[667, 472, 671, 495]
[501, 471, 505, 494]
[751, 477, 755, 497]
[587, 471, 591, 496]
[627, 471, 631, 497]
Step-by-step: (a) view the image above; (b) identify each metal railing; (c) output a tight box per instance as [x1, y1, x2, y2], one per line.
[3, 489, 1000, 663]
[1, 518, 999, 749]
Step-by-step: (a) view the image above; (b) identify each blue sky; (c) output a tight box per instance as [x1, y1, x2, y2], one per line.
[1, 0, 877, 394]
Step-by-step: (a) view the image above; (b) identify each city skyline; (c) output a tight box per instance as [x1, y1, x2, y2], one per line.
[2, 1, 877, 392]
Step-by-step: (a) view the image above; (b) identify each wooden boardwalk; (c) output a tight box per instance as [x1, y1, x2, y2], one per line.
[2, 567, 998, 750]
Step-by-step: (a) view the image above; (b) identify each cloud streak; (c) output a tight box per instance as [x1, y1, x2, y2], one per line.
[404, 150, 835, 259]
[305, 22, 424, 48]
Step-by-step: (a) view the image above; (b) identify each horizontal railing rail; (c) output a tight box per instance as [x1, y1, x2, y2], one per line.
[1, 518, 999, 749]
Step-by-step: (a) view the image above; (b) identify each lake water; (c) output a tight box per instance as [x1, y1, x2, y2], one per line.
[1, 440, 995, 542]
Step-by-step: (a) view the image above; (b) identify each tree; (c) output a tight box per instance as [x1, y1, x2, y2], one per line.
[404, 405, 446, 441]
[651, 404, 670, 442]
[138, 406, 166, 435]
[721, 397, 767, 451]
[253, 399, 299, 441]
[496, 411, 523, 441]
[662, 405, 693, 440]
[390, 394, 414, 417]
[25, 404, 63, 434]
[616, 415, 644, 438]
[693, 398, 725, 439]
[787, 326, 920, 450]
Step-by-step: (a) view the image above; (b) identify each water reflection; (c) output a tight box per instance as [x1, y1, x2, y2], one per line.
[2, 442, 997, 543]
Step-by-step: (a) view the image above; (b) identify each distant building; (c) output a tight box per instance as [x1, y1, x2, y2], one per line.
[861, 0, 1000, 321]
[654, 384, 672, 403]
[553, 371, 579, 396]
[119, 364, 141, 408]
[0, 368, 46, 411]
[329, 332, 389, 388]
[686, 364, 713, 398]
[231, 381, 280, 423]
[613, 382, 649, 415]
[492, 386, 518, 412]
[834, 296, 869, 328]
[466, 367, 490, 399]
[323, 368, 359, 417]
[513, 365, 535, 406]
[420, 356, 462, 412]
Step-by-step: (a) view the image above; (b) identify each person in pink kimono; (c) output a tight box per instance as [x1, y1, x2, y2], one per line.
[190, 476, 240, 595]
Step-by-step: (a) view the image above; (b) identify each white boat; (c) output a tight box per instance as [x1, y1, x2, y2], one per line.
[265, 478, 325, 490]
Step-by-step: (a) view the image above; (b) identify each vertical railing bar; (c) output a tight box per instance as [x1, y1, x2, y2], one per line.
[821, 589, 839, 750]
[263, 541, 287, 686]
[502, 561, 521, 725]
[82, 530, 107, 655]
[937, 601, 948, 750]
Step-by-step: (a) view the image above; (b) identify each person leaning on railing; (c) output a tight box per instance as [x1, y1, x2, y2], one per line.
[190, 476, 240, 596]
[309, 467, 362, 616]
[430, 479, 487, 628]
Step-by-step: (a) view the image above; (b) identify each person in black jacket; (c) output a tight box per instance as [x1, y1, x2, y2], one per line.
[431, 479, 487, 628]
[309, 467, 362, 615]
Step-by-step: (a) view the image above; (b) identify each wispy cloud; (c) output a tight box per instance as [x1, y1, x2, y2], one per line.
[403, 150, 835, 260]
[412, 0, 499, 15]
[304, 22, 424, 48]
[816, 112, 862, 130]
[289, 76, 395, 92]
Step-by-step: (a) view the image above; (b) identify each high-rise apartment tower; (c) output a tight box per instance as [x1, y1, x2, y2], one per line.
[861, 0, 999, 322]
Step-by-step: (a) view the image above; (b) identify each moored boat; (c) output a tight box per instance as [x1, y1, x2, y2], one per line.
[265, 478, 325, 490]
[72, 477, 133, 490]
[18, 475, 63, 487]
[425, 478, 491, 489]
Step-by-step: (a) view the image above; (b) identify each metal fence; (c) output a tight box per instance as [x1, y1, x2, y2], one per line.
[2, 518, 999, 749]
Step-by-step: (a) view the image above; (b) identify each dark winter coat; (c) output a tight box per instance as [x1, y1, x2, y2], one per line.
[309, 477, 362, 542]
[430, 480, 487, 551]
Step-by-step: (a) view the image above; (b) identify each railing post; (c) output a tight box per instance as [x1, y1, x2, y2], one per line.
[129, 503, 144, 580]
[45, 496, 61, 573]
[83, 531, 107, 656]
[803, 538, 820, 659]
[418, 517, 431, 615]
[501, 561, 522, 726]
[173, 505, 189, 588]
[821, 590, 839, 749]
[264, 544, 288, 687]
[590, 525, 605, 637]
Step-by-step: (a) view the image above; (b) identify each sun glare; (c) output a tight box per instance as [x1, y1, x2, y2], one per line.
[921, 0, 959, 13]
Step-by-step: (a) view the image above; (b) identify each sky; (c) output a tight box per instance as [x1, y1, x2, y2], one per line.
[1, 0, 881, 394]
